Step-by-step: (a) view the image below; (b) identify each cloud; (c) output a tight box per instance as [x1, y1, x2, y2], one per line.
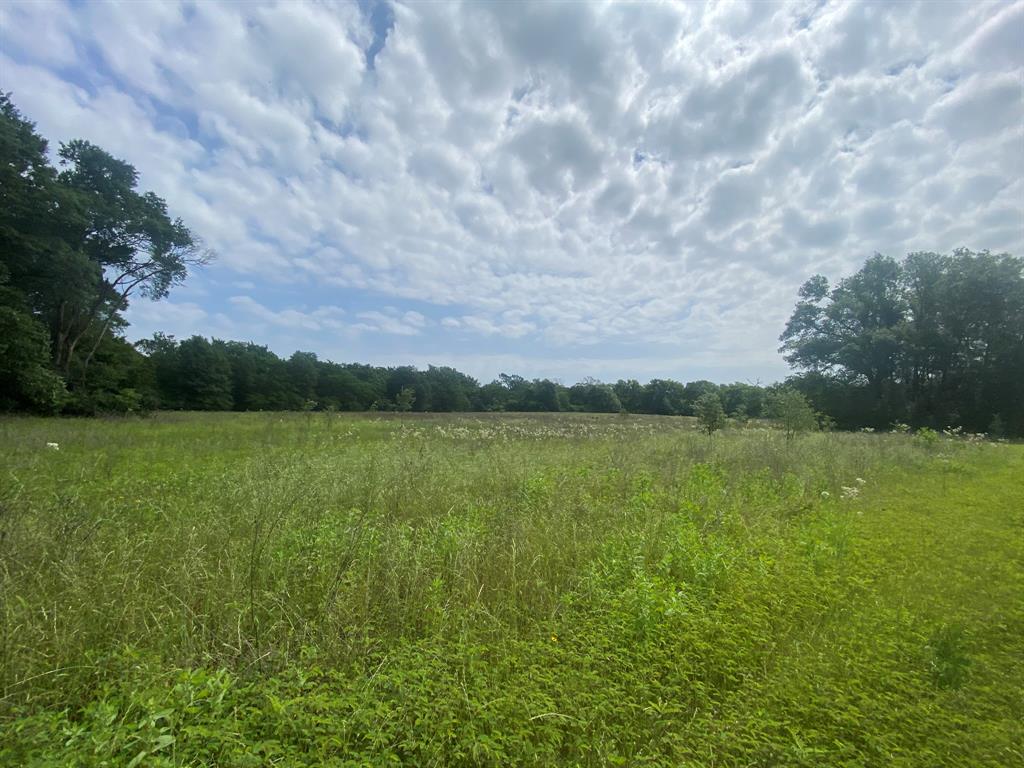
[353, 309, 427, 336]
[956, 1, 1024, 72]
[3, 0, 1022, 383]
[442, 313, 536, 338]
[703, 168, 766, 231]
[229, 296, 347, 332]
[927, 72, 1024, 144]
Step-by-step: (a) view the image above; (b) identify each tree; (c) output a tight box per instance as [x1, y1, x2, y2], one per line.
[569, 378, 622, 412]
[720, 382, 765, 419]
[766, 388, 818, 440]
[422, 366, 477, 411]
[695, 392, 726, 436]
[641, 379, 687, 415]
[0, 94, 92, 384]
[782, 250, 1024, 434]
[531, 379, 565, 412]
[901, 250, 1024, 432]
[0, 94, 209, 406]
[287, 351, 319, 408]
[476, 380, 510, 411]
[682, 380, 718, 415]
[395, 386, 415, 412]
[54, 140, 209, 380]
[780, 254, 905, 425]
[0, 304, 66, 412]
[175, 336, 233, 410]
[613, 379, 644, 412]
[496, 373, 530, 410]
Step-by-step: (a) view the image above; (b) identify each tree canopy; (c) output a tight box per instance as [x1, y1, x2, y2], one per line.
[781, 250, 1024, 435]
[99, 333, 780, 418]
[1, 93, 205, 411]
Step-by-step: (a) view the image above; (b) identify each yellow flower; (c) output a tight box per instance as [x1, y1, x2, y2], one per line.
[550, 634, 558, 643]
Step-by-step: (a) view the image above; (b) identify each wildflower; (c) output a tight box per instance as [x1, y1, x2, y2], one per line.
[46, 442, 59, 450]
[820, 491, 830, 499]
[550, 634, 559, 643]
[840, 486, 860, 499]
[855, 477, 866, 486]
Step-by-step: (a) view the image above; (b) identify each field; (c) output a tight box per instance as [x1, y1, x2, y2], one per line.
[1, 413, 1021, 766]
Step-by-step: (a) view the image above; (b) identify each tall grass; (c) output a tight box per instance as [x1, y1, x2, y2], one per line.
[1, 413, 1020, 766]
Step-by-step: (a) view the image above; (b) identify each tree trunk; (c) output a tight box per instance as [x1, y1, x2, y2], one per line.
[79, 311, 116, 382]
[53, 301, 68, 369]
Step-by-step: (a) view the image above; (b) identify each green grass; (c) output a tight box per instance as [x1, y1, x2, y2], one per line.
[0, 412, 1021, 766]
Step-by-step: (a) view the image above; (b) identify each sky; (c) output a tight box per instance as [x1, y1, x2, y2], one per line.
[1, 0, 1022, 385]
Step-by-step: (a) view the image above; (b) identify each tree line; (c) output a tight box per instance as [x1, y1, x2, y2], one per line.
[90, 330, 784, 419]
[2, 94, 1021, 434]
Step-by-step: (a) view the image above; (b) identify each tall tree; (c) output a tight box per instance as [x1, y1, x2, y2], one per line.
[0, 290, 66, 412]
[782, 250, 1024, 434]
[175, 336, 233, 410]
[0, 94, 208, 406]
[54, 140, 208, 379]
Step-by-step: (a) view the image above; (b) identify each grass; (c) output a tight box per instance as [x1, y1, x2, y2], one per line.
[0, 412, 1021, 766]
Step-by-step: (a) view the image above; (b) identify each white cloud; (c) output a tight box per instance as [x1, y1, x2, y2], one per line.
[229, 296, 347, 332]
[926, 72, 1024, 144]
[353, 309, 427, 336]
[3, 0, 1022, 383]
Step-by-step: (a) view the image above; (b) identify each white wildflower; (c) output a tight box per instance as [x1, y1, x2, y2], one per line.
[820, 491, 830, 499]
[46, 442, 60, 450]
[840, 486, 860, 500]
[855, 477, 866, 486]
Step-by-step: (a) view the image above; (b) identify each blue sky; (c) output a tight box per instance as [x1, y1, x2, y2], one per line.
[2, 0, 1022, 384]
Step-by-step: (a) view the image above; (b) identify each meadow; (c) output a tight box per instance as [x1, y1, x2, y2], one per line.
[0, 412, 1021, 766]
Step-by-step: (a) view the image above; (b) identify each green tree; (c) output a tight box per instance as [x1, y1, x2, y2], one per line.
[613, 379, 644, 413]
[175, 336, 233, 410]
[287, 351, 319, 408]
[54, 140, 208, 380]
[782, 250, 1024, 434]
[531, 379, 565, 412]
[641, 379, 687, 415]
[0, 303, 67, 412]
[720, 382, 765, 419]
[395, 386, 416, 412]
[780, 254, 905, 424]
[422, 366, 477, 411]
[476, 380, 510, 411]
[682, 380, 718, 415]
[0, 94, 208, 407]
[569, 379, 622, 412]
[901, 250, 1024, 432]
[766, 388, 818, 440]
[695, 392, 726, 436]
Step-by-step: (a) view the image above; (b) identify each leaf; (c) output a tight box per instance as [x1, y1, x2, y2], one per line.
[153, 733, 176, 751]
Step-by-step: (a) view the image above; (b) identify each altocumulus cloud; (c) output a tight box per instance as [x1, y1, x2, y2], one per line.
[1, 0, 1021, 383]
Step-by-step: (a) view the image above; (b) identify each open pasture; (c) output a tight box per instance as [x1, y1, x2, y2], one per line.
[1, 413, 1021, 766]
